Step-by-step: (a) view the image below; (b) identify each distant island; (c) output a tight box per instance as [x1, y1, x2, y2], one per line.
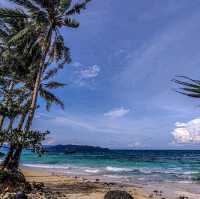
[45, 145, 110, 154]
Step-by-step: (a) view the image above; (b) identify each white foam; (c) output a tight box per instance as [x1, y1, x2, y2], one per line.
[106, 166, 132, 172]
[85, 169, 100, 174]
[23, 163, 69, 170]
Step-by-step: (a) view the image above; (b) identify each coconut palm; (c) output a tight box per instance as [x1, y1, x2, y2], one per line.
[0, 0, 92, 171]
[1, 71, 66, 170]
[0, 0, 91, 132]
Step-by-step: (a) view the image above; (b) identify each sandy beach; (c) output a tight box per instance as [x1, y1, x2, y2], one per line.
[17, 166, 199, 199]
[21, 167, 151, 199]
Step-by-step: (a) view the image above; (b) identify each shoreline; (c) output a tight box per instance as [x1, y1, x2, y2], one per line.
[22, 166, 149, 199]
[21, 166, 200, 199]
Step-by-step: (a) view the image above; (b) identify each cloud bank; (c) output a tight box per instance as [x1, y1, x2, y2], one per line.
[172, 118, 200, 144]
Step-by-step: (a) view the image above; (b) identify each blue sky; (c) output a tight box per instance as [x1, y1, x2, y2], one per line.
[1, 0, 200, 149]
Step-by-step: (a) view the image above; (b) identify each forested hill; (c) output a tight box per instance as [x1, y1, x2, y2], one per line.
[45, 145, 110, 154]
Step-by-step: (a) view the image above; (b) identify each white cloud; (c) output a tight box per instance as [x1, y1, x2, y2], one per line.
[128, 142, 142, 148]
[172, 118, 200, 144]
[79, 65, 100, 79]
[104, 107, 130, 118]
[72, 62, 100, 87]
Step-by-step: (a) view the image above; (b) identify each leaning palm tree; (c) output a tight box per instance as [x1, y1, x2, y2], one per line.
[2, 72, 66, 170]
[0, 0, 91, 132]
[0, 0, 92, 171]
[172, 76, 200, 98]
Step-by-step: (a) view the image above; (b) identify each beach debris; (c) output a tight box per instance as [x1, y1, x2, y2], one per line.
[153, 190, 163, 196]
[0, 170, 29, 193]
[1, 192, 15, 199]
[179, 196, 189, 199]
[32, 182, 45, 191]
[15, 191, 28, 199]
[95, 178, 100, 183]
[148, 193, 153, 198]
[104, 190, 134, 199]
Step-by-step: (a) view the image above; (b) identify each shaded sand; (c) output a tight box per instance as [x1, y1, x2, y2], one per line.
[22, 167, 149, 199]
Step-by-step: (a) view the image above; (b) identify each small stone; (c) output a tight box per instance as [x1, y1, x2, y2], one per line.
[16, 191, 28, 199]
[149, 194, 153, 198]
[2, 193, 15, 199]
[104, 190, 134, 199]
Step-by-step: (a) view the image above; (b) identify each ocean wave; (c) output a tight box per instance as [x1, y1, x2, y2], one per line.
[23, 163, 70, 170]
[85, 169, 101, 174]
[105, 166, 132, 172]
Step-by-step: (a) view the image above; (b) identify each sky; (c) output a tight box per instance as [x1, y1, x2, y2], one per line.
[1, 0, 200, 149]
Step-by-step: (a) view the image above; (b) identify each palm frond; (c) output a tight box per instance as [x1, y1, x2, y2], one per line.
[0, 29, 9, 40]
[65, 0, 91, 16]
[31, 0, 48, 8]
[64, 18, 79, 28]
[43, 67, 60, 80]
[44, 81, 66, 89]
[9, 0, 40, 12]
[0, 8, 28, 19]
[8, 25, 33, 45]
[175, 75, 200, 85]
[40, 87, 64, 111]
[32, 10, 49, 25]
[173, 76, 200, 99]
[172, 78, 200, 89]
[59, 0, 72, 13]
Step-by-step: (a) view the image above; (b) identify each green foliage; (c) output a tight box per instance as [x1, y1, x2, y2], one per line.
[9, 0, 40, 12]
[0, 170, 8, 183]
[59, 0, 72, 13]
[0, 8, 28, 19]
[0, 0, 92, 171]
[66, 0, 92, 15]
[0, 170, 28, 193]
[0, 129, 49, 156]
[64, 18, 80, 28]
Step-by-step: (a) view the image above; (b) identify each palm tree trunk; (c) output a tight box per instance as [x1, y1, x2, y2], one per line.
[2, 118, 15, 169]
[0, 81, 15, 130]
[8, 146, 22, 170]
[25, 42, 50, 132]
[3, 112, 28, 170]
[15, 38, 50, 170]
[2, 145, 14, 170]
[24, 67, 43, 131]
[7, 117, 14, 131]
[0, 116, 5, 130]
[18, 112, 27, 130]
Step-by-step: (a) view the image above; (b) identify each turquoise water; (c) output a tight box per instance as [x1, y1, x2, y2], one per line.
[1, 150, 200, 184]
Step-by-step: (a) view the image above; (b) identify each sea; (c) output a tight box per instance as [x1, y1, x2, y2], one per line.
[1, 150, 198, 185]
[1, 149, 200, 198]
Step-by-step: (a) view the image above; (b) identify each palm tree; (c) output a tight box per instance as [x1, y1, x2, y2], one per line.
[2, 71, 66, 170]
[0, 0, 91, 132]
[0, 12, 32, 129]
[172, 76, 200, 98]
[0, 0, 92, 171]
